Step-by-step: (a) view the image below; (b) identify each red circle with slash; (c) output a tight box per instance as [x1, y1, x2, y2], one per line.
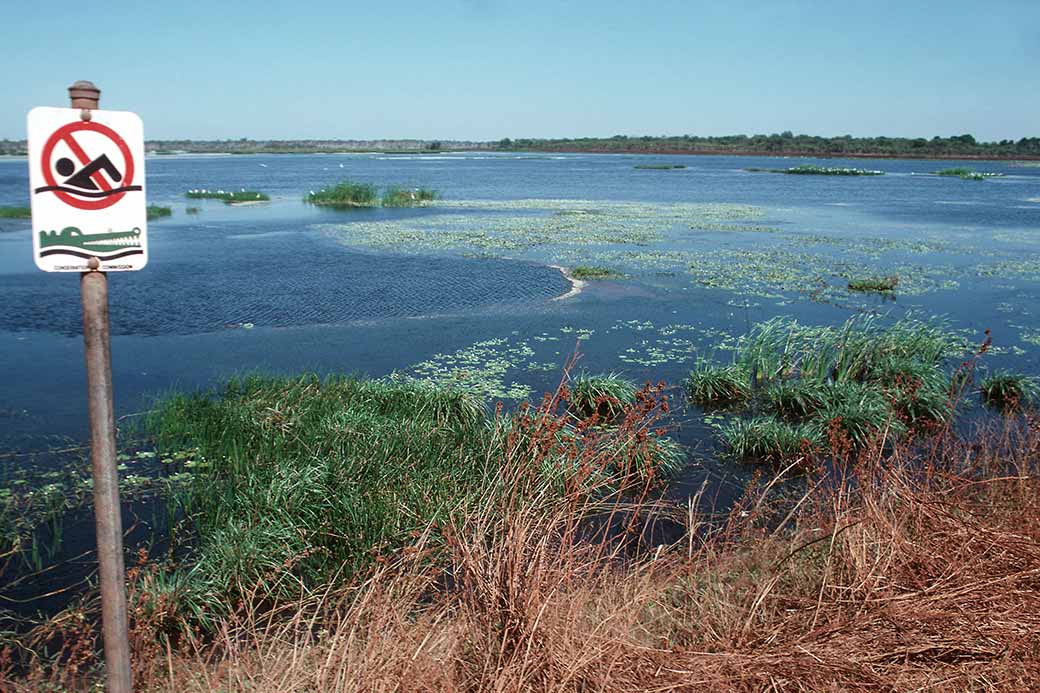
[40, 121, 136, 210]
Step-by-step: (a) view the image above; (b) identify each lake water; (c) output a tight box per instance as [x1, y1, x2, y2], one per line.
[1, 152, 1039, 607]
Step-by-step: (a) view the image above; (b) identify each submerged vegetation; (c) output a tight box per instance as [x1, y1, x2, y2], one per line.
[146, 205, 172, 220]
[185, 189, 270, 203]
[0, 206, 31, 219]
[686, 316, 964, 463]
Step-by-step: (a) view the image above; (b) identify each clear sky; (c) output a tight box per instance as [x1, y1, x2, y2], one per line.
[4, 0, 1038, 141]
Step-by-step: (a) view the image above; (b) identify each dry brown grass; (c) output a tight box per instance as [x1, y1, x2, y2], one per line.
[4, 393, 1040, 691]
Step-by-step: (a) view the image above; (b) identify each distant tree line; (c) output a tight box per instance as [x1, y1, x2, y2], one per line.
[497, 132, 1040, 159]
[2, 133, 1038, 159]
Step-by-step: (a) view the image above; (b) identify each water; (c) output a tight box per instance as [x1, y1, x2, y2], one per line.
[1, 152, 1038, 611]
[2, 151, 1038, 442]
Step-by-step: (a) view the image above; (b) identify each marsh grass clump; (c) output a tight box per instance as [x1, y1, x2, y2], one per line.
[685, 361, 751, 406]
[848, 275, 898, 293]
[634, 164, 686, 170]
[146, 375, 492, 605]
[570, 265, 622, 280]
[764, 379, 827, 420]
[0, 206, 31, 219]
[186, 189, 270, 204]
[980, 371, 1037, 411]
[147, 205, 172, 220]
[382, 187, 438, 207]
[818, 381, 904, 450]
[694, 316, 960, 462]
[569, 372, 638, 421]
[139, 372, 683, 627]
[306, 181, 379, 208]
[720, 417, 821, 463]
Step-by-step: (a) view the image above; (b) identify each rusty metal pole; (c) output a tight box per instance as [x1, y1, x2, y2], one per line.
[72, 81, 134, 693]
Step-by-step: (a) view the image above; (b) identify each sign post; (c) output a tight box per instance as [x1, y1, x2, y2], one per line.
[27, 81, 142, 693]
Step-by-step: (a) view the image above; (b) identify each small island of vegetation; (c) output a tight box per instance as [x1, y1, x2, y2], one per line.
[570, 265, 623, 280]
[746, 165, 884, 176]
[0, 206, 31, 219]
[848, 276, 899, 293]
[146, 205, 172, 220]
[186, 189, 271, 204]
[307, 181, 438, 208]
[934, 167, 1004, 181]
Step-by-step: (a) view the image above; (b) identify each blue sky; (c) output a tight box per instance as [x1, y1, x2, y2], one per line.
[4, 1, 1037, 141]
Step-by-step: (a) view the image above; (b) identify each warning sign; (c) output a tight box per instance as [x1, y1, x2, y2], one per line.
[27, 107, 148, 272]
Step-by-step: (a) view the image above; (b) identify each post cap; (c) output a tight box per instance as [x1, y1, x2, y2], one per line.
[68, 81, 100, 110]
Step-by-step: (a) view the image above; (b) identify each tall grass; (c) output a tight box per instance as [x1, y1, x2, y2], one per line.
[689, 316, 961, 462]
[980, 370, 1038, 411]
[127, 373, 682, 631]
[568, 372, 637, 421]
[9, 415, 1039, 691]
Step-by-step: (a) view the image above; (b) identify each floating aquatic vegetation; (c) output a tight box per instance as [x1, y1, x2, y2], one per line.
[319, 200, 765, 268]
[401, 337, 538, 400]
[0, 447, 198, 555]
[976, 259, 1040, 279]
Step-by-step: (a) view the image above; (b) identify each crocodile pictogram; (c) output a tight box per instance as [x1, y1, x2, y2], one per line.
[38, 226, 144, 261]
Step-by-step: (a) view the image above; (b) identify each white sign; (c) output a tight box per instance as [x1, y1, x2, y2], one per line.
[27, 107, 148, 272]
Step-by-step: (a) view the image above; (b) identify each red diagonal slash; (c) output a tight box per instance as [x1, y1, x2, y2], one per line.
[60, 132, 113, 191]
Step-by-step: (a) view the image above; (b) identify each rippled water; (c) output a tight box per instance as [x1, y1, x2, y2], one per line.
[1, 151, 1038, 448]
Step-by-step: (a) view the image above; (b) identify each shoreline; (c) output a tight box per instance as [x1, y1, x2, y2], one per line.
[550, 265, 586, 301]
[513, 148, 1040, 162]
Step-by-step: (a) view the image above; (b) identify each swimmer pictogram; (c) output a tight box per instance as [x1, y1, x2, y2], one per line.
[34, 121, 142, 210]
